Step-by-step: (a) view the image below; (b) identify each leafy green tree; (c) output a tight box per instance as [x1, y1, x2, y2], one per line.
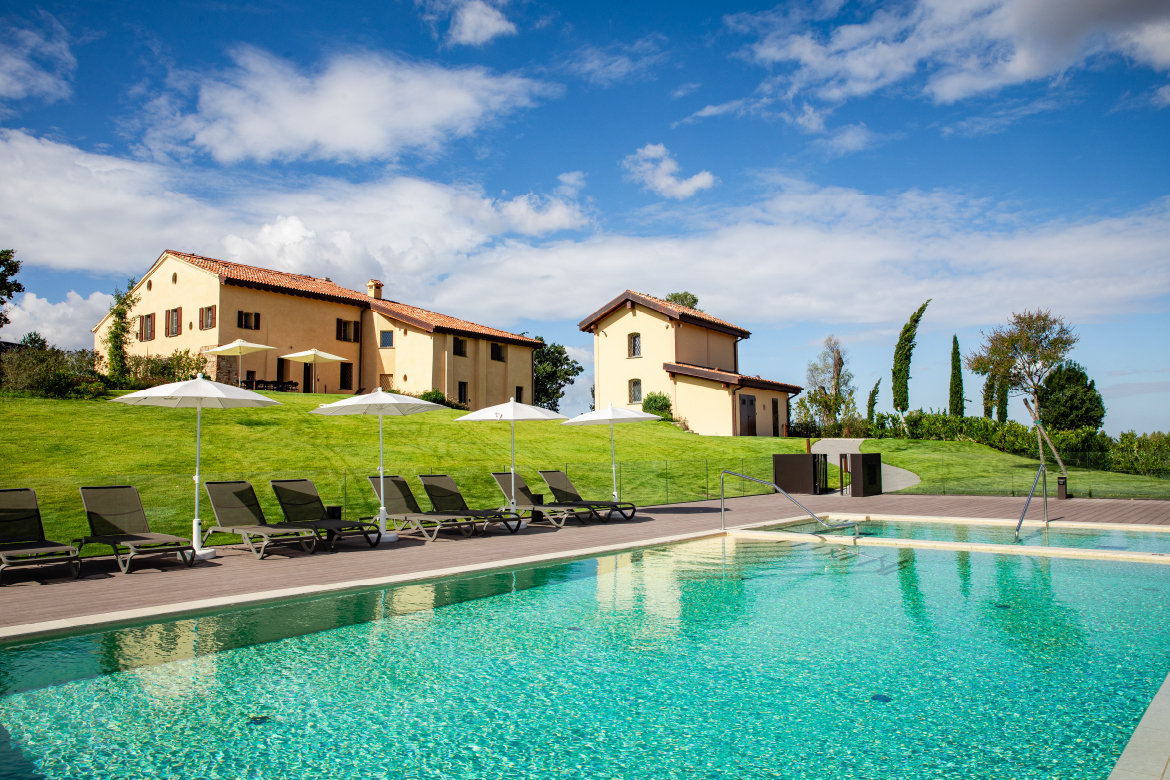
[795, 334, 857, 426]
[664, 291, 701, 311]
[101, 278, 140, 385]
[0, 249, 25, 330]
[996, 373, 1009, 424]
[642, 391, 673, 420]
[532, 336, 583, 412]
[892, 300, 931, 422]
[1037, 361, 1105, 431]
[949, 335, 964, 417]
[19, 331, 48, 350]
[966, 309, 1079, 473]
[866, 378, 881, 424]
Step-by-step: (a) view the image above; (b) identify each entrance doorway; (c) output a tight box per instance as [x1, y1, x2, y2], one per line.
[303, 362, 312, 393]
[772, 397, 780, 437]
[739, 394, 756, 436]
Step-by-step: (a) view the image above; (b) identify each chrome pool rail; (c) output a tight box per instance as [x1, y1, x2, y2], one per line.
[719, 470, 857, 534]
[1014, 462, 1049, 543]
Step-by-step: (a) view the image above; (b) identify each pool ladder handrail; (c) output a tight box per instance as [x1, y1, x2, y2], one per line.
[719, 470, 858, 535]
[1013, 461, 1049, 543]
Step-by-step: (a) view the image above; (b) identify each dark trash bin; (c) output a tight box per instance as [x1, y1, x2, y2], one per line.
[1057, 476, 1067, 500]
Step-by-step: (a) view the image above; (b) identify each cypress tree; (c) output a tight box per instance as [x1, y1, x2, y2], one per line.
[982, 375, 994, 418]
[948, 335, 964, 417]
[996, 373, 1009, 424]
[866, 378, 881, 424]
[891, 299, 931, 418]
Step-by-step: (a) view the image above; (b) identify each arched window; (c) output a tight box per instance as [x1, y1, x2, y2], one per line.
[629, 379, 642, 403]
[628, 333, 641, 357]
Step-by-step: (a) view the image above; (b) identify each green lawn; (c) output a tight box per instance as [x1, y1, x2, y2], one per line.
[862, 439, 1170, 500]
[0, 393, 808, 549]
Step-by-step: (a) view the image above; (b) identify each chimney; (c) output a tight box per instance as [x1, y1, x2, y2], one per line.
[367, 279, 383, 299]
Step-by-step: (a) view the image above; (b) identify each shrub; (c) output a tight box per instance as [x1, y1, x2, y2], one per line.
[413, 388, 468, 411]
[0, 345, 107, 398]
[642, 391, 673, 420]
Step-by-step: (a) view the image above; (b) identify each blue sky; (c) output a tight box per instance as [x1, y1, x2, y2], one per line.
[1, 0, 1168, 432]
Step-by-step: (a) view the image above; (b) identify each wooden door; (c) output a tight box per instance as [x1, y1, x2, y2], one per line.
[739, 394, 756, 436]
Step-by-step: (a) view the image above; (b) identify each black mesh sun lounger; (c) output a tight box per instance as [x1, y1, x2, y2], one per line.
[417, 475, 524, 534]
[204, 481, 317, 559]
[269, 479, 381, 551]
[490, 472, 598, 528]
[0, 488, 81, 583]
[78, 485, 196, 574]
[367, 475, 482, 541]
[537, 470, 636, 521]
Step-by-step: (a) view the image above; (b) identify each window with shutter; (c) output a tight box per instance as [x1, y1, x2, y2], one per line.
[198, 307, 205, 329]
[352, 321, 360, 342]
[208, 305, 215, 328]
[147, 313, 155, 341]
[137, 316, 144, 341]
[453, 337, 466, 356]
[491, 343, 504, 361]
[337, 318, 344, 340]
[253, 312, 260, 329]
[176, 307, 182, 335]
[238, 310, 244, 328]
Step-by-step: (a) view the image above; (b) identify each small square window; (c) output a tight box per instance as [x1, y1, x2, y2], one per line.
[453, 337, 467, 357]
[380, 330, 394, 348]
[628, 333, 641, 358]
[629, 379, 642, 404]
[515, 386, 524, 403]
[490, 343, 505, 362]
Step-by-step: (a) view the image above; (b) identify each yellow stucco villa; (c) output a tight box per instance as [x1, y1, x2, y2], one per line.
[579, 291, 802, 437]
[91, 250, 539, 409]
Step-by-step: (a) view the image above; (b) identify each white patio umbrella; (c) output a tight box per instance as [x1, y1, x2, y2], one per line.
[203, 339, 275, 386]
[455, 398, 566, 509]
[110, 374, 281, 559]
[562, 404, 662, 501]
[279, 349, 346, 393]
[311, 389, 444, 541]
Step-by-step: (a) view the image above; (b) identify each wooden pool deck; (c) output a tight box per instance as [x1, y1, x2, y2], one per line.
[2, 492, 1169, 639]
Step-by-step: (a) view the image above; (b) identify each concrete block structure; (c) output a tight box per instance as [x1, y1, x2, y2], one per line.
[579, 291, 801, 437]
[91, 250, 539, 408]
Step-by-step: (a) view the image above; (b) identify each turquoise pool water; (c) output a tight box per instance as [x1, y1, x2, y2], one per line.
[770, 518, 1170, 554]
[2, 538, 1170, 779]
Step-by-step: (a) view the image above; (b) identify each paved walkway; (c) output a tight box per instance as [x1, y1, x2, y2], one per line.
[2, 492, 1168, 636]
[811, 437, 921, 491]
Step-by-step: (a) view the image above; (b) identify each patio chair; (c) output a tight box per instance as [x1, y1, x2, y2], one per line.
[490, 472, 598, 528]
[269, 479, 381, 551]
[417, 475, 524, 534]
[537, 471, 637, 521]
[203, 481, 317, 559]
[78, 485, 196, 574]
[366, 475, 481, 541]
[0, 488, 81, 583]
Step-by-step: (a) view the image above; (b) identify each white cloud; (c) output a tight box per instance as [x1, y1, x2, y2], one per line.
[555, 170, 586, 198]
[448, 0, 517, 45]
[1100, 381, 1170, 399]
[564, 35, 668, 86]
[1154, 83, 1170, 107]
[810, 123, 879, 156]
[5, 129, 1170, 352]
[671, 82, 701, 98]
[621, 144, 716, 200]
[0, 291, 112, 349]
[142, 46, 556, 163]
[0, 12, 74, 105]
[727, 0, 1170, 106]
[942, 97, 1065, 136]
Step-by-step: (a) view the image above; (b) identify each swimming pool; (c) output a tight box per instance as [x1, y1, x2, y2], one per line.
[2, 537, 1169, 779]
[764, 516, 1170, 555]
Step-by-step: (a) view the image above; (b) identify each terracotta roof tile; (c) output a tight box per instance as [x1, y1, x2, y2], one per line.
[164, 250, 540, 346]
[664, 362, 803, 395]
[625, 290, 744, 331]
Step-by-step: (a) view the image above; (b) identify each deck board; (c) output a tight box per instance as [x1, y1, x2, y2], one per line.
[2, 493, 1168, 632]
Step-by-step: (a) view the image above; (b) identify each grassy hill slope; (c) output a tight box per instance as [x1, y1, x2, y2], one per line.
[1, 393, 807, 547]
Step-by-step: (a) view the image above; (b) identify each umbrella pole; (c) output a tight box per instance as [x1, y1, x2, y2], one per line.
[193, 400, 203, 552]
[378, 413, 387, 537]
[510, 419, 516, 510]
[611, 423, 618, 501]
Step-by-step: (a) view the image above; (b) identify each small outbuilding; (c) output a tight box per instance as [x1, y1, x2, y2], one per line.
[579, 291, 802, 437]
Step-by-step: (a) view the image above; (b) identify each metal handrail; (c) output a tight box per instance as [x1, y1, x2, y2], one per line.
[1013, 462, 1049, 542]
[720, 470, 857, 534]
